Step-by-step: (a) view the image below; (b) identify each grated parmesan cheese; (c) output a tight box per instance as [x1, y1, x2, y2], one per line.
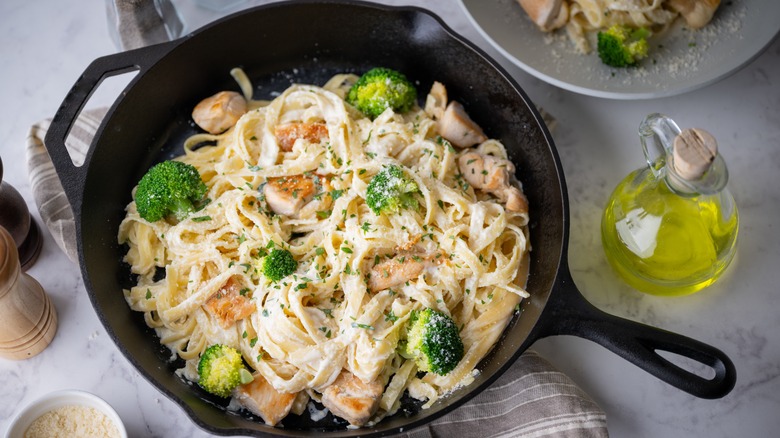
[24, 405, 120, 438]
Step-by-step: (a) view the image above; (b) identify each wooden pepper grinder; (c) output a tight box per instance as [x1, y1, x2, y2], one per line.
[0, 156, 43, 271]
[0, 225, 57, 360]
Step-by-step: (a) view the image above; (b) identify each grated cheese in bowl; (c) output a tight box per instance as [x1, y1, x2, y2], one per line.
[6, 390, 127, 438]
[24, 405, 121, 438]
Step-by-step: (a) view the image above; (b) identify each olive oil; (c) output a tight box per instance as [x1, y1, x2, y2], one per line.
[601, 114, 738, 296]
[602, 168, 738, 295]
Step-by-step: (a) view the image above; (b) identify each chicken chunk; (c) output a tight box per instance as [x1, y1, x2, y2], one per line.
[275, 122, 329, 152]
[424, 81, 447, 121]
[234, 374, 297, 426]
[516, 0, 569, 32]
[368, 249, 448, 293]
[192, 91, 247, 134]
[504, 188, 530, 214]
[321, 371, 384, 427]
[423, 82, 486, 149]
[368, 254, 426, 293]
[263, 174, 317, 217]
[458, 151, 528, 214]
[667, 0, 720, 29]
[204, 276, 255, 329]
[459, 152, 514, 192]
[438, 101, 487, 149]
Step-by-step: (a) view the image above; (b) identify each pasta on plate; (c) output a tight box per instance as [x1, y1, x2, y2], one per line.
[517, 0, 720, 53]
[567, 0, 677, 52]
[118, 69, 531, 427]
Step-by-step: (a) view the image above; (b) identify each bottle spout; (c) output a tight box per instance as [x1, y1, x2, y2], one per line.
[638, 114, 729, 195]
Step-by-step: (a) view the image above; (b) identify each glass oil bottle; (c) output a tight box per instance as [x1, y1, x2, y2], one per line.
[601, 113, 739, 296]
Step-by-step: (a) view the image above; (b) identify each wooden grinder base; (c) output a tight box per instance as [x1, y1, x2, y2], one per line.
[0, 225, 57, 360]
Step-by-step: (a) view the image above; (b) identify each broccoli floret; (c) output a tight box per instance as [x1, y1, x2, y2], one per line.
[262, 248, 297, 281]
[134, 160, 208, 223]
[365, 165, 420, 215]
[197, 344, 253, 397]
[597, 25, 650, 68]
[401, 308, 464, 375]
[346, 67, 417, 119]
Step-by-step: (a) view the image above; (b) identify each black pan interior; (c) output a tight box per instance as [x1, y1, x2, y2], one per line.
[76, 1, 565, 435]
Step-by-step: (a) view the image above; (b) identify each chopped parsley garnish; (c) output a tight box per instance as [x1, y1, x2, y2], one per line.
[385, 310, 398, 323]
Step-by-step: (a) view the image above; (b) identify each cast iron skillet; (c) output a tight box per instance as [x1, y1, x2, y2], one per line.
[44, 1, 735, 436]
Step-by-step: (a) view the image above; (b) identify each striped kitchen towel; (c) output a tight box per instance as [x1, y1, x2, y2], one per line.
[404, 350, 607, 438]
[26, 108, 107, 263]
[25, 108, 607, 438]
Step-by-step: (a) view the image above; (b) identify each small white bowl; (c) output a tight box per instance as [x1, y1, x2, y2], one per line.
[5, 389, 127, 438]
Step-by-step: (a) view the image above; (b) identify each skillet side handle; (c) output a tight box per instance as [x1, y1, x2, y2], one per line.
[540, 269, 736, 399]
[43, 42, 176, 212]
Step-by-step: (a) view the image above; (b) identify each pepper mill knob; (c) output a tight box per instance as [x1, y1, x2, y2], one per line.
[0, 157, 43, 271]
[0, 225, 57, 360]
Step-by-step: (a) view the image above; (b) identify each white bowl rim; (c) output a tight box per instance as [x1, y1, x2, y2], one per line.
[5, 389, 127, 438]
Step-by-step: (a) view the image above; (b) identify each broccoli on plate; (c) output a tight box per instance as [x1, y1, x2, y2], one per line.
[134, 160, 208, 223]
[197, 344, 254, 397]
[597, 25, 650, 68]
[346, 67, 417, 119]
[262, 247, 297, 281]
[400, 308, 464, 376]
[365, 164, 420, 215]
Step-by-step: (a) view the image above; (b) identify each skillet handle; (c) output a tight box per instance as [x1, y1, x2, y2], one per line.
[43, 41, 176, 211]
[538, 268, 736, 399]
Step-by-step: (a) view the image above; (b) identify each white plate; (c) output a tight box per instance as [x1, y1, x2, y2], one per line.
[459, 0, 780, 99]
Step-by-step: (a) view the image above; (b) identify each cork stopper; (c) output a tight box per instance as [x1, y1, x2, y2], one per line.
[672, 128, 718, 181]
[0, 225, 57, 360]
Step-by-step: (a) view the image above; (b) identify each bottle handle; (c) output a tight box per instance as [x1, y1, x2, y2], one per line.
[638, 113, 681, 177]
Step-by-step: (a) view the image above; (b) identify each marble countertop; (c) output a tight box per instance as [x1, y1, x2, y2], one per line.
[1, 0, 778, 436]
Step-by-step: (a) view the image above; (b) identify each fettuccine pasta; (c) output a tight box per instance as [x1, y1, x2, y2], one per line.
[118, 70, 531, 427]
[567, 0, 677, 52]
